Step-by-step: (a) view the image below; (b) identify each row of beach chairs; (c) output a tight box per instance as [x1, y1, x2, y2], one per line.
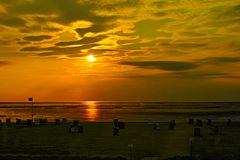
[0, 117, 234, 137]
[0, 118, 68, 126]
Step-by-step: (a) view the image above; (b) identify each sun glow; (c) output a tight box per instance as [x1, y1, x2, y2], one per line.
[87, 55, 95, 62]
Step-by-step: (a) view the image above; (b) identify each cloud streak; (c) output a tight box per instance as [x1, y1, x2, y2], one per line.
[0, 60, 11, 67]
[120, 61, 199, 71]
[23, 35, 52, 41]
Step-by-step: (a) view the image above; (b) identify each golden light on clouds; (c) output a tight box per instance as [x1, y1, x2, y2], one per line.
[0, 0, 240, 101]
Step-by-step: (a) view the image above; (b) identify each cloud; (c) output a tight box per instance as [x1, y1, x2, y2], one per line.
[17, 41, 31, 45]
[20, 46, 42, 51]
[158, 42, 207, 48]
[21, 44, 98, 56]
[75, 24, 109, 37]
[23, 35, 52, 41]
[55, 35, 107, 46]
[20, 25, 62, 33]
[0, 60, 11, 67]
[151, 1, 169, 8]
[1, 0, 240, 73]
[119, 61, 199, 71]
[170, 72, 234, 79]
[134, 18, 176, 38]
[0, 17, 26, 27]
[201, 57, 240, 65]
[2, 0, 116, 25]
[180, 32, 206, 37]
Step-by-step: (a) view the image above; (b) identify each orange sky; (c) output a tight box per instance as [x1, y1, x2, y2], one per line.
[0, 0, 240, 101]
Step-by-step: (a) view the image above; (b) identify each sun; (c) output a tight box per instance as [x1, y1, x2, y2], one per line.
[87, 55, 95, 62]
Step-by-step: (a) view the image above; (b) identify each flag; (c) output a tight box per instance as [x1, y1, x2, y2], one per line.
[28, 97, 33, 102]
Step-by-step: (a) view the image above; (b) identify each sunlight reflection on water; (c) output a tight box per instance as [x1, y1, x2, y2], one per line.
[84, 101, 98, 121]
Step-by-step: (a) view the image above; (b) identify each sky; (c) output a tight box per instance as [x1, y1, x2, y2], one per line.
[0, 0, 240, 102]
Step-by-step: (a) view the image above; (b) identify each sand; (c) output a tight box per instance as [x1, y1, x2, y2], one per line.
[0, 121, 239, 160]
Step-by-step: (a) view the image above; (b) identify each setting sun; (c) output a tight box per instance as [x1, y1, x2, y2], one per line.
[87, 55, 95, 62]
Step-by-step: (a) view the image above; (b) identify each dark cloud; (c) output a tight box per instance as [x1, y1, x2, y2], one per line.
[127, 51, 145, 56]
[174, 43, 206, 48]
[2, 0, 116, 25]
[150, 49, 190, 56]
[21, 46, 42, 51]
[99, 0, 142, 8]
[17, 41, 31, 45]
[205, 4, 240, 28]
[170, 72, 232, 79]
[55, 35, 107, 46]
[134, 18, 176, 38]
[75, 24, 109, 37]
[151, 1, 169, 8]
[201, 57, 240, 65]
[23, 35, 52, 41]
[37, 51, 64, 57]
[20, 25, 62, 33]
[0, 17, 26, 27]
[158, 42, 207, 48]
[118, 39, 159, 50]
[180, 32, 206, 37]
[119, 61, 199, 71]
[122, 71, 240, 80]
[88, 48, 123, 56]
[154, 12, 168, 17]
[21, 44, 98, 57]
[0, 61, 11, 67]
[217, 4, 240, 19]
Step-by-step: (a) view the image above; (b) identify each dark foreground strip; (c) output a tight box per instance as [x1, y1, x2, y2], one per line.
[0, 156, 127, 160]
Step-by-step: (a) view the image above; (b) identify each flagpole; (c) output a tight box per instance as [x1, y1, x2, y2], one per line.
[28, 97, 34, 123]
[31, 99, 34, 122]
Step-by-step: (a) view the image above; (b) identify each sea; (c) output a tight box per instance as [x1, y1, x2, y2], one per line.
[0, 101, 240, 122]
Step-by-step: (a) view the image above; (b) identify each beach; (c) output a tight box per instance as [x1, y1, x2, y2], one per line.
[0, 121, 240, 160]
[0, 102, 240, 122]
[1, 102, 240, 159]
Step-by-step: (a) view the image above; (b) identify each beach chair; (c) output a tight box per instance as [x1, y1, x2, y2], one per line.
[27, 119, 33, 127]
[69, 124, 75, 133]
[148, 118, 156, 125]
[78, 125, 84, 133]
[171, 120, 176, 126]
[55, 119, 60, 125]
[16, 119, 22, 125]
[212, 126, 219, 134]
[113, 119, 119, 127]
[207, 119, 212, 125]
[42, 119, 48, 125]
[189, 118, 194, 125]
[113, 126, 119, 136]
[62, 118, 68, 123]
[119, 122, 126, 129]
[168, 123, 175, 130]
[34, 118, 40, 125]
[69, 125, 83, 133]
[6, 118, 11, 125]
[153, 123, 160, 130]
[227, 119, 231, 125]
[73, 120, 80, 126]
[196, 120, 203, 127]
[168, 120, 176, 130]
[194, 128, 201, 137]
